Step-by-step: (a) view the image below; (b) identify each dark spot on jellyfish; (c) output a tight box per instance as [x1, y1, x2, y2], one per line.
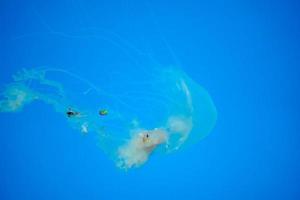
[99, 109, 108, 116]
[142, 132, 150, 143]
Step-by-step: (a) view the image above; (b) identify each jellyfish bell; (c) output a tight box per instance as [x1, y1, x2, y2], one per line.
[0, 24, 217, 170]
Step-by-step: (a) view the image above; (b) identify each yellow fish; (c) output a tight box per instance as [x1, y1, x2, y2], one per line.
[99, 109, 108, 116]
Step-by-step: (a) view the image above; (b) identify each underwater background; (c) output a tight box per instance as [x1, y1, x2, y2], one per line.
[0, 0, 299, 199]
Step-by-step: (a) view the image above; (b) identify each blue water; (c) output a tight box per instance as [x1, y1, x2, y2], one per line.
[1, 0, 299, 199]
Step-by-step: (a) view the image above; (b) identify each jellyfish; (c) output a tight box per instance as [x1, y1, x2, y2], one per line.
[0, 63, 217, 170]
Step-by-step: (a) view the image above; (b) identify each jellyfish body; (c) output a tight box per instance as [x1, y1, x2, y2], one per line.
[0, 66, 217, 169]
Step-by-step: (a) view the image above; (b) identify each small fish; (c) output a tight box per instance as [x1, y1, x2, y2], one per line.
[66, 108, 80, 118]
[99, 109, 108, 116]
[81, 123, 88, 134]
